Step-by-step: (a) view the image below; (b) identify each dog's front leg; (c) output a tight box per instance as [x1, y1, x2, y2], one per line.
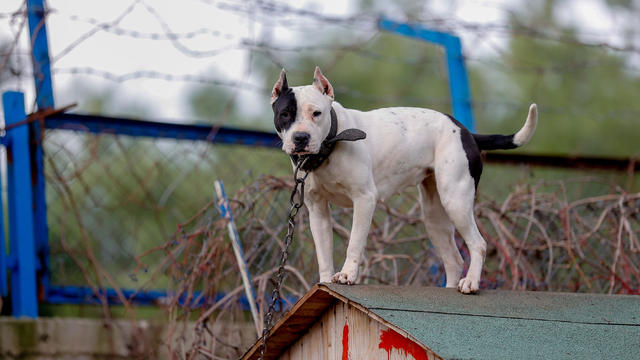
[333, 192, 376, 284]
[307, 196, 334, 283]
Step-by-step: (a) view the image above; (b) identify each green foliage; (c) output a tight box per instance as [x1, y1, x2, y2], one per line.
[475, 0, 640, 157]
[188, 83, 274, 130]
[71, 82, 150, 119]
[188, 84, 235, 123]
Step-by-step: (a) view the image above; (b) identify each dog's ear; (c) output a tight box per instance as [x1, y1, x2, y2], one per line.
[271, 68, 288, 104]
[313, 66, 334, 100]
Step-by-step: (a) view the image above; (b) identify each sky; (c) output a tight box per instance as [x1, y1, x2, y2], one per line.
[0, 0, 634, 125]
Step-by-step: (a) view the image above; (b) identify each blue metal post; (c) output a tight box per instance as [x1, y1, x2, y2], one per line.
[27, 0, 53, 298]
[444, 36, 475, 133]
[3, 92, 39, 317]
[378, 18, 475, 131]
[214, 180, 260, 335]
[27, 0, 54, 109]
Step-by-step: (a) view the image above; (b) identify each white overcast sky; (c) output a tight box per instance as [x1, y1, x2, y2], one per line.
[0, 0, 633, 124]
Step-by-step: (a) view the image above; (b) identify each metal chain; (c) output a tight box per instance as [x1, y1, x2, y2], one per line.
[258, 159, 309, 360]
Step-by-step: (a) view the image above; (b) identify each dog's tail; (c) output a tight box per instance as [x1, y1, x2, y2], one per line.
[473, 104, 538, 150]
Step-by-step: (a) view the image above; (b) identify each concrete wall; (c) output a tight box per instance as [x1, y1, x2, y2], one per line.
[0, 317, 255, 359]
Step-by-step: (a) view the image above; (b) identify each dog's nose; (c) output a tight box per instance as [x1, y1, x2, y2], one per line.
[292, 132, 310, 148]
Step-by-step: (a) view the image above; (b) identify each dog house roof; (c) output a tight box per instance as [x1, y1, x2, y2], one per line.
[242, 283, 640, 359]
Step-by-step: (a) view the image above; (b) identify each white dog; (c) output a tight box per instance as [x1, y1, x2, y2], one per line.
[271, 67, 537, 293]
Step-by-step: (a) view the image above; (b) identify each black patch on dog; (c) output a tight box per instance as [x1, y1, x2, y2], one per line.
[445, 114, 482, 189]
[272, 80, 297, 132]
[472, 134, 517, 150]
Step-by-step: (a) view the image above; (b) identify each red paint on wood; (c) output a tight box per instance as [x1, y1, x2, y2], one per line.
[379, 328, 428, 360]
[342, 323, 349, 360]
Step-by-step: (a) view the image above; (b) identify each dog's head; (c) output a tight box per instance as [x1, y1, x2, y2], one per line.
[270, 66, 335, 155]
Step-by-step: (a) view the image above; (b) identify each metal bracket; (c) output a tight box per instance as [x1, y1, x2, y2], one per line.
[378, 17, 475, 132]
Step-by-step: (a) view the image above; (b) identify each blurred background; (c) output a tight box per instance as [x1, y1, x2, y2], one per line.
[1, 0, 639, 359]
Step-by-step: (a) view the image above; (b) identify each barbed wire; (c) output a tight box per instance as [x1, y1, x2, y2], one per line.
[215, 0, 379, 29]
[51, 67, 265, 90]
[3, 0, 638, 86]
[2, 0, 640, 124]
[51, 0, 141, 62]
[0, 2, 26, 78]
[41, 63, 640, 122]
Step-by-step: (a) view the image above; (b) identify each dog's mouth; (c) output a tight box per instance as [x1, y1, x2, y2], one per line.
[289, 144, 319, 156]
[290, 149, 313, 156]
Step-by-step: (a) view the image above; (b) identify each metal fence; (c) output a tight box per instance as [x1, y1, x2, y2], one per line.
[44, 114, 289, 288]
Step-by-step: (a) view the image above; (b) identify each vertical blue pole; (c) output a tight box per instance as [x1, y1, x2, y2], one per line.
[444, 36, 475, 132]
[27, 0, 53, 299]
[378, 18, 475, 131]
[27, 0, 54, 109]
[3, 92, 38, 317]
[214, 180, 260, 335]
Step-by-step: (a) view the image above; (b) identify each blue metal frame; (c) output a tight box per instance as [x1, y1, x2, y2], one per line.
[3, 92, 39, 317]
[45, 113, 281, 147]
[0, 105, 282, 312]
[27, 0, 55, 108]
[46, 285, 296, 310]
[41, 115, 279, 308]
[379, 17, 476, 131]
[28, 0, 53, 304]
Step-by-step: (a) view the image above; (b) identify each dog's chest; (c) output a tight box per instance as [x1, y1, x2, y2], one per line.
[307, 176, 354, 208]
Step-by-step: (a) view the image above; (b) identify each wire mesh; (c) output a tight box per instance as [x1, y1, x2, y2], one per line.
[43, 127, 291, 290]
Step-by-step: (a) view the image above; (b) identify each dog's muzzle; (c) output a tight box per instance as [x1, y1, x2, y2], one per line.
[292, 131, 311, 153]
[290, 108, 366, 172]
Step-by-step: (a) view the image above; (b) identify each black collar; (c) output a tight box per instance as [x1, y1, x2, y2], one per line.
[290, 107, 366, 172]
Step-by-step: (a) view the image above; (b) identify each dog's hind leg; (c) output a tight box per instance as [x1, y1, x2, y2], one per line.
[419, 173, 463, 288]
[433, 168, 486, 294]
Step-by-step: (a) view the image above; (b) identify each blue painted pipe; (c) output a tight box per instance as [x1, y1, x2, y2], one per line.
[378, 17, 476, 132]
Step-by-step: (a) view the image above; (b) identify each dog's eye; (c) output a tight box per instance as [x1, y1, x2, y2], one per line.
[313, 111, 322, 117]
[281, 112, 290, 119]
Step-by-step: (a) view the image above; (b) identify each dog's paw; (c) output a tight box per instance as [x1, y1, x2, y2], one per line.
[331, 271, 357, 285]
[457, 277, 480, 294]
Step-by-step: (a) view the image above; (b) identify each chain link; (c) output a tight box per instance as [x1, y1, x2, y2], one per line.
[258, 159, 309, 360]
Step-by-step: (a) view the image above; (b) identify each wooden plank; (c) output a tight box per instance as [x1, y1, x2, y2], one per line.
[329, 303, 338, 360]
[321, 307, 331, 360]
[343, 303, 440, 360]
[241, 285, 336, 360]
[335, 301, 346, 360]
[271, 290, 441, 360]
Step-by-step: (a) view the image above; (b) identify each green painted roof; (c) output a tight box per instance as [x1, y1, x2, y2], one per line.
[324, 284, 640, 360]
